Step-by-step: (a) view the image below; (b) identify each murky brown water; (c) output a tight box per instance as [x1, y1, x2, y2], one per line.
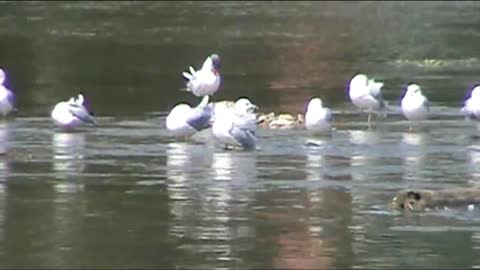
[1, 1, 480, 269]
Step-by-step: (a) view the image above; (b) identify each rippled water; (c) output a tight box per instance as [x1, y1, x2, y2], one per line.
[1, 1, 480, 269]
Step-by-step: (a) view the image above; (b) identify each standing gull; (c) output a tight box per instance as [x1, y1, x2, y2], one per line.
[166, 95, 213, 139]
[401, 83, 430, 132]
[348, 73, 386, 128]
[0, 68, 16, 116]
[212, 97, 258, 151]
[462, 84, 480, 129]
[305, 97, 333, 135]
[51, 93, 97, 131]
[182, 54, 221, 97]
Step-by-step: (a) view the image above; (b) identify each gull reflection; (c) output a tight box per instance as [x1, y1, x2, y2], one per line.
[167, 145, 255, 265]
[0, 122, 11, 246]
[166, 142, 215, 235]
[401, 132, 427, 182]
[166, 143, 193, 240]
[468, 141, 480, 181]
[0, 122, 12, 178]
[305, 147, 353, 183]
[166, 142, 190, 182]
[349, 130, 380, 182]
[0, 122, 10, 155]
[349, 130, 380, 145]
[208, 151, 256, 214]
[50, 132, 87, 261]
[165, 142, 209, 201]
[52, 132, 86, 181]
[471, 232, 480, 262]
[304, 137, 328, 182]
[211, 150, 257, 185]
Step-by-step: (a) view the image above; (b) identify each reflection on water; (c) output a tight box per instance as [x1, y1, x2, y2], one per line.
[52, 132, 86, 181]
[349, 130, 380, 183]
[402, 132, 427, 183]
[209, 150, 256, 209]
[2, 0, 480, 268]
[165, 142, 192, 184]
[349, 130, 380, 146]
[304, 137, 331, 182]
[0, 123, 8, 261]
[167, 145, 255, 268]
[305, 147, 325, 182]
[166, 142, 201, 221]
[468, 141, 480, 182]
[50, 132, 86, 267]
[267, 186, 353, 269]
[0, 122, 10, 156]
[0, 122, 11, 183]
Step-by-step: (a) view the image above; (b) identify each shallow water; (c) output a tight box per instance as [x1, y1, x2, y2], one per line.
[1, 1, 480, 269]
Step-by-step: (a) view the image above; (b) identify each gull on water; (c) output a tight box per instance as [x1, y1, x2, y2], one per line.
[211, 100, 235, 121]
[212, 97, 258, 151]
[305, 97, 333, 135]
[165, 95, 213, 139]
[462, 84, 480, 129]
[182, 54, 221, 97]
[51, 92, 97, 131]
[348, 73, 386, 129]
[0, 68, 16, 116]
[401, 83, 430, 132]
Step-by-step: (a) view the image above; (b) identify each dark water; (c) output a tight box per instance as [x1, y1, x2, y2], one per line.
[1, 1, 480, 269]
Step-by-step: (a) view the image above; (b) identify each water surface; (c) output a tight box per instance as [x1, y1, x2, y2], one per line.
[1, 1, 480, 269]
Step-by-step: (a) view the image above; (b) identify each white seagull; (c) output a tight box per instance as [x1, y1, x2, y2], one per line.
[165, 95, 213, 139]
[51, 93, 97, 131]
[182, 54, 221, 97]
[348, 73, 386, 128]
[401, 83, 430, 132]
[305, 97, 333, 135]
[0, 68, 16, 116]
[212, 97, 258, 151]
[462, 85, 480, 128]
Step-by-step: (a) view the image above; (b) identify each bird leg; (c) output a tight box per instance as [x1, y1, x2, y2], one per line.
[367, 113, 372, 129]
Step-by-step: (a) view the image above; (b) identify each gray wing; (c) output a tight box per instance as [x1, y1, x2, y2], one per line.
[423, 98, 431, 112]
[371, 91, 385, 109]
[229, 125, 257, 150]
[6, 89, 16, 112]
[233, 114, 257, 136]
[367, 80, 385, 109]
[186, 106, 213, 131]
[323, 108, 333, 123]
[69, 103, 97, 125]
[6, 89, 14, 106]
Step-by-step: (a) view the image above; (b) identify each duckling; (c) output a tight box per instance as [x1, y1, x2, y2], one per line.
[257, 112, 275, 128]
[257, 112, 304, 130]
